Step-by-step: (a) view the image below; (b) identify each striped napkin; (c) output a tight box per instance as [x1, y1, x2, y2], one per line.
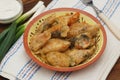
[0, 0, 120, 80]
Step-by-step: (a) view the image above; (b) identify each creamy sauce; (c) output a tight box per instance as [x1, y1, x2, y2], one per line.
[0, 0, 22, 20]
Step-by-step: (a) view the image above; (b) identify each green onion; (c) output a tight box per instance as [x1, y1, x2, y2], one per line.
[0, 22, 17, 61]
[15, 23, 27, 41]
[0, 28, 9, 45]
[0, 1, 43, 61]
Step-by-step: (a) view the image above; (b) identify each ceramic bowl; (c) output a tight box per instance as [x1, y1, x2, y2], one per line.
[23, 8, 107, 72]
[0, 0, 23, 24]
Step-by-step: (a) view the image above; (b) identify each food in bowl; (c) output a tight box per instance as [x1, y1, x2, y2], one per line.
[30, 12, 99, 67]
[24, 8, 106, 71]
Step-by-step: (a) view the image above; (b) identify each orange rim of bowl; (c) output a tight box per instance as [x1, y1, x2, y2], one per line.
[23, 8, 107, 72]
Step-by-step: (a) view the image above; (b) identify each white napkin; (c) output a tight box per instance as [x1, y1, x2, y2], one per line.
[0, 0, 120, 80]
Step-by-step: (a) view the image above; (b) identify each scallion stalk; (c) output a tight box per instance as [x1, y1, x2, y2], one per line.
[0, 22, 17, 61]
[15, 23, 27, 41]
[0, 28, 9, 45]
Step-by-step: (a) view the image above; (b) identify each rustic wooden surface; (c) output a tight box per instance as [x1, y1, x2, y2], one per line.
[0, 0, 120, 80]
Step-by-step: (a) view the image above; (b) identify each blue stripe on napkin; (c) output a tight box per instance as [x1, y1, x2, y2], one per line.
[27, 66, 40, 80]
[109, 0, 120, 18]
[72, 0, 83, 8]
[17, 60, 33, 78]
[23, 64, 40, 80]
[17, 60, 41, 80]
[104, 0, 114, 14]
[73, 0, 86, 9]
[50, 72, 72, 80]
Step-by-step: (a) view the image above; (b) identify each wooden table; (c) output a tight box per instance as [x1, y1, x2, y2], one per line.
[0, 0, 120, 80]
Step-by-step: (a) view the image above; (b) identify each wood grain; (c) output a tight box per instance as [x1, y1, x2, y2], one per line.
[0, 0, 120, 80]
